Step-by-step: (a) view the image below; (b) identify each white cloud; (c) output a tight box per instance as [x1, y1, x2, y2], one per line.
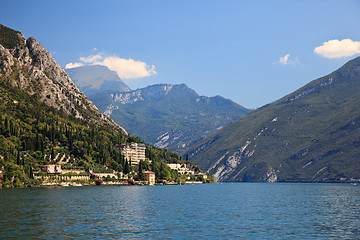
[279, 54, 291, 65]
[80, 54, 103, 63]
[94, 57, 157, 79]
[66, 53, 157, 79]
[65, 62, 84, 69]
[314, 39, 360, 59]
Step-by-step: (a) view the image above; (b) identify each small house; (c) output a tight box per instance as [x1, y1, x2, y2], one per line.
[143, 171, 156, 185]
[43, 164, 62, 174]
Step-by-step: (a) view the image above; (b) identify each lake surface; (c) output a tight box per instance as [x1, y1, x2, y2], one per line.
[1, 183, 360, 239]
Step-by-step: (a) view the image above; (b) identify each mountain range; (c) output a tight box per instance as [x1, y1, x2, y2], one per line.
[4, 22, 359, 184]
[185, 56, 360, 183]
[67, 65, 250, 155]
[86, 83, 250, 154]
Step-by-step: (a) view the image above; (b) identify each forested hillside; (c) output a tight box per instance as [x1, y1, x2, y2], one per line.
[0, 24, 204, 187]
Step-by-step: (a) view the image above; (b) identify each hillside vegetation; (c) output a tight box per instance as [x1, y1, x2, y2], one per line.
[0, 24, 205, 187]
[186, 57, 360, 183]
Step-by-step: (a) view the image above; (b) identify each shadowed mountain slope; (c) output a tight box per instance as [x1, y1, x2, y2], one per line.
[185, 56, 360, 183]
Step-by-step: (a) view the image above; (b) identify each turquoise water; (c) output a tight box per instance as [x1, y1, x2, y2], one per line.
[1, 183, 360, 239]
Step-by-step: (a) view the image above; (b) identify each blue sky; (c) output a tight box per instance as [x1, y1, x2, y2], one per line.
[1, 0, 360, 108]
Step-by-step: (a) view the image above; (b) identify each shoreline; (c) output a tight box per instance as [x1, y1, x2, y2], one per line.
[20, 180, 207, 188]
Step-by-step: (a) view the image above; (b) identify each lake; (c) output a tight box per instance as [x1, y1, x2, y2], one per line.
[1, 183, 359, 239]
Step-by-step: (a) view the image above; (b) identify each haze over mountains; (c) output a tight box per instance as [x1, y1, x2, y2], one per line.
[66, 65, 250, 154]
[66, 58, 360, 184]
[92, 83, 250, 154]
[66, 65, 131, 97]
[185, 57, 360, 183]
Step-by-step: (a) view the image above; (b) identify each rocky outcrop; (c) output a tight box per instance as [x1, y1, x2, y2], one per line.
[0, 25, 126, 134]
[281, 78, 334, 104]
[108, 84, 175, 105]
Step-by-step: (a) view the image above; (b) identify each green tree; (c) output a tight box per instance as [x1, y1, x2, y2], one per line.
[51, 146, 55, 161]
[124, 159, 130, 175]
[16, 151, 20, 165]
[138, 160, 143, 179]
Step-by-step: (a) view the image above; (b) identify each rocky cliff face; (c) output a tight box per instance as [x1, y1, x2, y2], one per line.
[0, 24, 126, 134]
[103, 84, 180, 116]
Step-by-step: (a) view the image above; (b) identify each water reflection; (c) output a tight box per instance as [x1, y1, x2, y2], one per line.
[311, 185, 360, 238]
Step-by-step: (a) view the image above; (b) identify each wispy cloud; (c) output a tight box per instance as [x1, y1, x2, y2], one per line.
[275, 53, 299, 65]
[65, 62, 84, 69]
[80, 55, 103, 63]
[314, 39, 360, 59]
[65, 53, 157, 79]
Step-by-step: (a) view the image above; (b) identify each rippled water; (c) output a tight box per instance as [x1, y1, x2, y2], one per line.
[1, 183, 360, 239]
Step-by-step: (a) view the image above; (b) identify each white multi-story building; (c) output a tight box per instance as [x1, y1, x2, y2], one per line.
[120, 143, 146, 165]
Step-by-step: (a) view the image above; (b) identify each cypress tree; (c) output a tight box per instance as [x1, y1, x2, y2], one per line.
[36, 134, 41, 151]
[29, 165, 34, 179]
[16, 151, 20, 165]
[51, 146, 55, 161]
[41, 137, 45, 155]
[4, 117, 8, 131]
[138, 160, 143, 179]
[124, 159, 130, 175]
[9, 119, 14, 136]
[69, 131, 73, 151]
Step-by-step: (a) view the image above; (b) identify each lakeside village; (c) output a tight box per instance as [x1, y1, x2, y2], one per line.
[0, 143, 212, 187]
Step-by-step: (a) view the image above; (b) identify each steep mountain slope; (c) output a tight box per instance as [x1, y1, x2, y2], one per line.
[66, 65, 131, 97]
[89, 84, 250, 154]
[186, 57, 360, 183]
[0, 24, 126, 134]
[0, 24, 204, 187]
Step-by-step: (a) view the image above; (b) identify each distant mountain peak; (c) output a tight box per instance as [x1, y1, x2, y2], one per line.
[66, 65, 131, 97]
[88, 83, 250, 154]
[103, 83, 197, 105]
